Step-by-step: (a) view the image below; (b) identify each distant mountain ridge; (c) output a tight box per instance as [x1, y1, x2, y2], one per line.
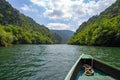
[68, 0, 120, 46]
[51, 30, 74, 44]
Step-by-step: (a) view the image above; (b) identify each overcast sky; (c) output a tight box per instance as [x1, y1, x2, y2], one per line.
[7, 0, 116, 31]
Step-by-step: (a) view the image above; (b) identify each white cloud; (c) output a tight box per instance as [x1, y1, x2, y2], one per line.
[47, 23, 70, 30]
[44, 9, 72, 20]
[21, 4, 30, 11]
[21, 4, 38, 12]
[29, 0, 116, 30]
[30, 0, 47, 7]
[30, 0, 116, 20]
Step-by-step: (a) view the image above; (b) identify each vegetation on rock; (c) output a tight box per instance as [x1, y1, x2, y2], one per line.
[68, 0, 120, 46]
[0, 0, 54, 47]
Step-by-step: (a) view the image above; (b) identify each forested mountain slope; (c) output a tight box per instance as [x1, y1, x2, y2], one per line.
[0, 0, 54, 47]
[68, 0, 120, 46]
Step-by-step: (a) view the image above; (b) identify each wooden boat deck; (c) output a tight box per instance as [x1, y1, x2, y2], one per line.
[76, 68, 116, 80]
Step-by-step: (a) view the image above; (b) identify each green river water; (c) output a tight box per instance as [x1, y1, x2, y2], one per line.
[0, 44, 120, 80]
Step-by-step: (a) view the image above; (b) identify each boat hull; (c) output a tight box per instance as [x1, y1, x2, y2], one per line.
[65, 54, 120, 80]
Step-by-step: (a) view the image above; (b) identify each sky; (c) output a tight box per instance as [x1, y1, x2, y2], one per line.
[7, 0, 116, 31]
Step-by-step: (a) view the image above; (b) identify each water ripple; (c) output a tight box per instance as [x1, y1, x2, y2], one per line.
[0, 44, 120, 80]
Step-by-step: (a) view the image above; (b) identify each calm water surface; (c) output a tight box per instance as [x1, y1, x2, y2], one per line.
[0, 44, 120, 80]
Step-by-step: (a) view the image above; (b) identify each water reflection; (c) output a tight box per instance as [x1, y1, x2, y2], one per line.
[0, 45, 120, 80]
